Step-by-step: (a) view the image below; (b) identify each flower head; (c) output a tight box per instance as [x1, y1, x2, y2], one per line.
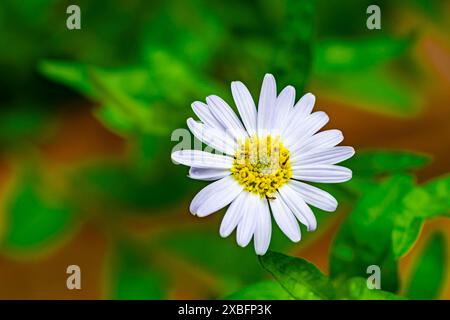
[171, 74, 354, 255]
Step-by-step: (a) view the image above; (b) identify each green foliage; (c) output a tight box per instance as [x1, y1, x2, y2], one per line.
[330, 175, 415, 292]
[155, 214, 332, 296]
[312, 33, 421, 116]
[336, 277, 404, 300]
[39, 61, 97, 98]
[254, 251, 403, 300]
[40, 61, 191, 136]
[2, 173, 74, 250]
[111, 244, 166, 299]
[405, 232, 447, 299]
[330, 168, 450, 295]
[393, 175, 450, 258]
[315, 0, 389, 37]
[139, 0, 224, 68]
[260, 251, 335, 299]
[419, 174, 450, 216]
[392, 208, 424, 260]
[313, 69, 421, 116]
[342, 150, 430, 178]
[227, 280, 293, 300]
[272, 0, 314, 92]
[0, 0, 163, 114]
[69, 163, 192, 211]
[313, 36, 411, 74]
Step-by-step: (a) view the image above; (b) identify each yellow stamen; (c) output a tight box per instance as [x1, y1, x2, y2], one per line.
[231, 135, 292, 198]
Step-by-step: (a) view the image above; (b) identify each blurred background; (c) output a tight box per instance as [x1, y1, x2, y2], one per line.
[0, 0, 449, 299]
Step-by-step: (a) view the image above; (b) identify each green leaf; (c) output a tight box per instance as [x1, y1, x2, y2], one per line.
[40, 61, 149, 136]
[420, 174, 450, 217]
[92, 104, 138, 137]
[87, 68, 167, 135]
[330, 175, 415, 292]
[111, 244, 165, 300]
[313, 36, 412, 74]
[392, 211, 424, 259]
[227, 280, 293, 300]
[392, 174, 450, 258]
[259, 251, 335, 300]
[342, 150, 430, 178]
[39, 60, 96, 97]
[40, 57, 215, 137]
[405, 232, 446, 299]
[2, 173, 74, 250]
[40, 61, 170, 135]
[336, 277, 405, 300]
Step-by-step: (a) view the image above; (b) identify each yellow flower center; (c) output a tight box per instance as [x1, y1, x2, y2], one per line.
[231, 135, 292, 198]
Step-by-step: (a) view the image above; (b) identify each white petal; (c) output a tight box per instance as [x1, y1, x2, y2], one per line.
[257, 74, 277, 137]
[292, 146, 355, 166]
[192, 101, 223, 130]
[273, 86, 295, 135]
[236, 194, 259, 247]
[231, 81, 257, 136]
[281, 93, 315, 138]
[278, 184, 317, 231]
[171, 150, 233, 169]
[288, 180, 338, 212]
[190, 176, 243, 217]
[295, 92, 316, 116]
[187, 118, 237, 155]
[284, 112, 329, 149]
[188, 167, 231, 181]
[206, 95, 248, 140]
[292, 164, 352, 183]
[254, 197, 272, 255]
[269, 196, 301, 242]
[291, 129, 343, 156]
[220, 192, 247, 237]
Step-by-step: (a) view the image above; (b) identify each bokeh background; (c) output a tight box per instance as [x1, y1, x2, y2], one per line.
[0, 0, 449, 299]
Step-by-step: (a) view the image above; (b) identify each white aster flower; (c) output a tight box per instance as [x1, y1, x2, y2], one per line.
[171, 74, 355, 255]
